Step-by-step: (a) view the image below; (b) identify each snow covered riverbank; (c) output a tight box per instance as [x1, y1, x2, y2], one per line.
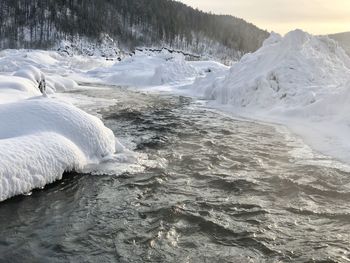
[0, 65, 116, 201]
[2, 31, 350, 200]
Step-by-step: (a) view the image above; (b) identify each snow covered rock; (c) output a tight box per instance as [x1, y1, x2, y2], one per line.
[13, 65, 45, 86]
[13, 65, 48, 94]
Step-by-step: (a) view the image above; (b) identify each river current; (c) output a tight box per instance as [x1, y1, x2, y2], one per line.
[0, 86, 349, 262]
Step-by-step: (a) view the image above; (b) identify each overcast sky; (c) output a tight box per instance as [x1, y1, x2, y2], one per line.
[179, 0, 350, 35]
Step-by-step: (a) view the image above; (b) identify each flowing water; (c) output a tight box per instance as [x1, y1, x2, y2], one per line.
[0, 86, 350, 263]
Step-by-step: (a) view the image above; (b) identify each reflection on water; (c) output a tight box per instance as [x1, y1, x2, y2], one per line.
[0, 86, 350, 262]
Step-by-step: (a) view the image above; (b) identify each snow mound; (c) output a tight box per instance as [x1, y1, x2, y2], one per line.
[0, 75, 40, 94]
[151, 56, 197, 85]
[0, 98, 115, 201]
[192, 29, 350, 163]
[196, 29, 350, 109]
[0, 74, 41, 104]
[46, 75, 78, 92]
[13, 65, 45, 85]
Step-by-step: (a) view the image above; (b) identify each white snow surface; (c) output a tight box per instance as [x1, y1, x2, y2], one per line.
[192, 29, 350, 163]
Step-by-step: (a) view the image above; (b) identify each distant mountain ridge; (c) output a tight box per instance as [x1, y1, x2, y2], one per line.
[0, 0, 269, 60]
[328, 32, 350, 55]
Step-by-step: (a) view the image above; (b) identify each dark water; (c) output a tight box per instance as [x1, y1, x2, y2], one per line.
[0, 86, 350, 262]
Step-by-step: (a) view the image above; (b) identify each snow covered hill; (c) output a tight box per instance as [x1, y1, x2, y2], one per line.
[192, 29, 350, 163]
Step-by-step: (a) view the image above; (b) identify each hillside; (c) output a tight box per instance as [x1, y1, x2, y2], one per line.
[0, 0, 269, 59]
[328, 32, 350, 55]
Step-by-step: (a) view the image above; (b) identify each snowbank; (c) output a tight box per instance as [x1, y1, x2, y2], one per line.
[192, 29, 350, 163]
[0, 66, 116, 201]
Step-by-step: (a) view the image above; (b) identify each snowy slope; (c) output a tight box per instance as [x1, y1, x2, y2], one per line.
[192, 30, 350, 163]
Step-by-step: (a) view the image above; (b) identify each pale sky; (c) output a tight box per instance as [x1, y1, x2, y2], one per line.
[179, 0, 350, 35]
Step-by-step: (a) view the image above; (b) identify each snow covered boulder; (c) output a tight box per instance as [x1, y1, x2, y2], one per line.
[0, 98, 115, 201]
[13, 65, 45, 86]
[13, 65, 47, 94]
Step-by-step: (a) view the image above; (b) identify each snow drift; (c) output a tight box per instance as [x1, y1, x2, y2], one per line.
[193, 29, 350, 163]
[0, 66, 115, 201]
